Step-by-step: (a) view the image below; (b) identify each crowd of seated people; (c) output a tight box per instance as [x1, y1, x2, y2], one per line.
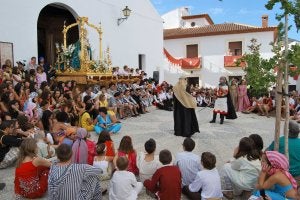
[2, 120, 300, 200]
[242, 95, 275, 117]
[241, 90, 300, 120]
[1, 57, 300, 199]
[1, 115, 300, 199]
[188, 85, 216, 108]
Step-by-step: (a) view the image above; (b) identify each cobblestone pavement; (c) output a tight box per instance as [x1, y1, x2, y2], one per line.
[0, 107, 280, 200]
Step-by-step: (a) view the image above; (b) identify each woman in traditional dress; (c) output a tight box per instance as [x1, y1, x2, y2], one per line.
[14, 138, 51, 199]
[237, 80, 250, 112]
[210, 77, 237, 124]
[229, 79, 238, 111]
[173, 76, 199, 137]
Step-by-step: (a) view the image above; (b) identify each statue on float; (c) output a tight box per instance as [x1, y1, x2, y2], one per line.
[55, 17, 111, 74]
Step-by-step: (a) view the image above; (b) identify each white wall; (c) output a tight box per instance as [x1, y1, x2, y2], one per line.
[183, 18, 210, 28]
[162, 7, 189, 29]
[164, 31, 275, 86]
[0, 0, 163, 80]
[162, 9, 181, 29]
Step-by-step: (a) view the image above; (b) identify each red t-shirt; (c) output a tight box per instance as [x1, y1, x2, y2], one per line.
[86, 140, 96, 165]
[144, 165, 182, 200]
[105, 140, 115, 157]
[117, 150, 139, 175]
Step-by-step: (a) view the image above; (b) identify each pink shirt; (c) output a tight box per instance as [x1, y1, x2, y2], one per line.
[36, 72, 47, 88]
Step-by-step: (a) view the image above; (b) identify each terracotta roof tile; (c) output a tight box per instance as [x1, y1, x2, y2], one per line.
[164, 23, 277, 40]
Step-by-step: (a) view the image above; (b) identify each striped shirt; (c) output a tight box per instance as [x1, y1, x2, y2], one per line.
[175, 151, 201, 187]
[48, 164, 102, 200]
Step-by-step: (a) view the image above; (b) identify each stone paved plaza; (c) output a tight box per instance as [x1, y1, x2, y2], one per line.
[0, 107, 279, 199]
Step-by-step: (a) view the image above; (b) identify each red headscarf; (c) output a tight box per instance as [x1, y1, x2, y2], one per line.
[265, 151, 298, 189]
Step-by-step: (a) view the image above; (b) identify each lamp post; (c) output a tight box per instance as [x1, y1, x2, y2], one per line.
[117, 6, 131, 26]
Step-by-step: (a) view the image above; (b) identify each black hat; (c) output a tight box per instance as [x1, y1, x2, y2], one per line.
[16, 61, 25, 66]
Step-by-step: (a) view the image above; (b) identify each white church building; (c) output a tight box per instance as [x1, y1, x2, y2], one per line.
[0, 0, 164, 81]
[162, 8, 278, 87]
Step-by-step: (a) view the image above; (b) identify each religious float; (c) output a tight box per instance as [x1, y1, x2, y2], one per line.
[55, 17, 140, 86]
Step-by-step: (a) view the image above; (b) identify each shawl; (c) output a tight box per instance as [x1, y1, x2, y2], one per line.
[265, 151, 298, 189]
[173, 77, 197, 108]
[72, 128, 88, 164]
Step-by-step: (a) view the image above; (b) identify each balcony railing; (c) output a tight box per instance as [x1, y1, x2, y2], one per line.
[224, 55, 245, 67]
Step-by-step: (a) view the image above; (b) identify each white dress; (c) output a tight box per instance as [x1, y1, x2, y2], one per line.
[214, 85, 228, 114]
[93, 157, 112, 180]
[93, 158, 109, 175]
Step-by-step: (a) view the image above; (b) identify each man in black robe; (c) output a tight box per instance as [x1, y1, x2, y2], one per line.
[173, 77, 199, 137]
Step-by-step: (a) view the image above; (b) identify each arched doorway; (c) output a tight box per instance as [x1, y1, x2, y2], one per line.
[37, 4, 79, 65]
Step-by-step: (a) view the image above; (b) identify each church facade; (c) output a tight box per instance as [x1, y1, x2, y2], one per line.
[0, 0, 163, 80]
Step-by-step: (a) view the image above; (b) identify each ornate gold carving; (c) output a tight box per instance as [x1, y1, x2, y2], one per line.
[58, 16, 110, 74]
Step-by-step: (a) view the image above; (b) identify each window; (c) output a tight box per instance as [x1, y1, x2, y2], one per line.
[186, 44, 198, 58]
[228, 41, 242, 56]
[191, 22, 196, 27]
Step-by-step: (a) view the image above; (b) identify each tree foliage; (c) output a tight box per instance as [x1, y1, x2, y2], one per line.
[243, 39, 276, 97]
[265, 0, 300, 155]
[266, 0, 300, 74]
[266, 0, 300, 32]
[289, 44, 300, 66]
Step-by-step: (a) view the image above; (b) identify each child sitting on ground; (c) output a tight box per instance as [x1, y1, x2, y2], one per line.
[109, 156, 143, 200]
[144, 149, 182, 200]
[34, 133, 55, 160]
[93, 143, 113, 180]
[137, 138, 161, 183]
[182, 152, 223, 200]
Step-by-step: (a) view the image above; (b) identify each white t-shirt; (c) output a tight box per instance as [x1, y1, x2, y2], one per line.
[189, 168, 223, 200]
[158, 92, 167, 101]
[109, 171, 139, 200]
[137, 152, 162, 183]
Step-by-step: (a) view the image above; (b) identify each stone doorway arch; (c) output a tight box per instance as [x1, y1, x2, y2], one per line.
[37, 3, 79, 65]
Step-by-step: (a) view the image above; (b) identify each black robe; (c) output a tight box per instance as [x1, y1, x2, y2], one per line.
[173, 95, 200, 137]
[226, 91, 237, 119]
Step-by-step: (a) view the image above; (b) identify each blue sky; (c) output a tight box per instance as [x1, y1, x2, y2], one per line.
[150, 0, 299, 40]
